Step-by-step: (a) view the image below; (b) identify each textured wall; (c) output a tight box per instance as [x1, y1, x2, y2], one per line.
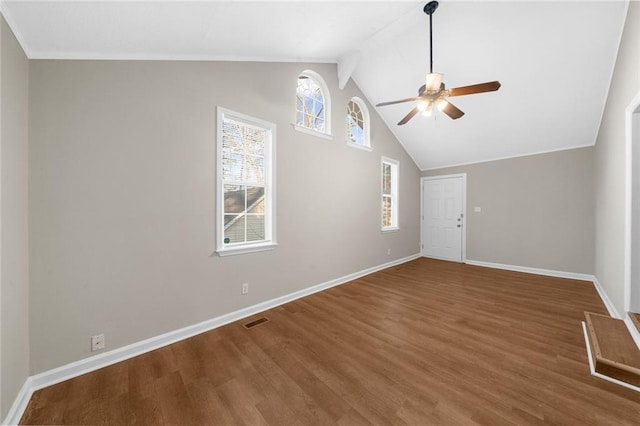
[28, 60, 421, 373]
[1, 16, 29, 420]
[423, 147, 594, 275]
[594, 2, 640, 315]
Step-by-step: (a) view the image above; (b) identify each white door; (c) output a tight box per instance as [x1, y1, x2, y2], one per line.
[422, 175, 465, 262]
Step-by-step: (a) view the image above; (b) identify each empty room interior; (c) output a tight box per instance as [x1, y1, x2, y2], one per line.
[2, 0, 640, 424]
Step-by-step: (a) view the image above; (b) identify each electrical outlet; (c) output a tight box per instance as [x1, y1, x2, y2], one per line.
[241, 283, 249, 295]
[387, 248, 391, 255]
[91, 334, 105, 351]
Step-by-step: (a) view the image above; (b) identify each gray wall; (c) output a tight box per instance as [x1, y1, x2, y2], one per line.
[1, 16, 29, 420]
[29, 60, 421, 373]
[422, 147, 594, 275]
[594, 2, 640, 315]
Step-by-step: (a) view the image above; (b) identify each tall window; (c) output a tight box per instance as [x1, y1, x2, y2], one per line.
[381, 157, 399, 231]
[217, 108, 276, 256]
[295, 70, 332, 137]
[347, 97, 370, 150]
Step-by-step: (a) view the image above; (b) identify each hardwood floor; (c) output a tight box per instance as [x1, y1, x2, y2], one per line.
[21, 258, 640, 425]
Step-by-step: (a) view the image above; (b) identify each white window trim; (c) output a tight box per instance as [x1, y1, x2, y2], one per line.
[292, 124, 334, 140]
[217, 242, 278, 257]
[216, 107, 277, 256]
[381, 156, 400, 232]
[294, 69, 332, 139]
[382, 228, 400, 233]
[347, 141, 372, 152]
[346, 96, 371, 150]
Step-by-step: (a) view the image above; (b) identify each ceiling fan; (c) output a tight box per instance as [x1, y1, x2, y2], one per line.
[376, 1, 501, 125]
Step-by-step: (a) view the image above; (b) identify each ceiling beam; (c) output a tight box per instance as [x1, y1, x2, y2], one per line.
[337, 50, 361, 90]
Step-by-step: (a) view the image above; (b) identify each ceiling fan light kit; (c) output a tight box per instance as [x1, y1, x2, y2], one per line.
[377, 0, 501, 125]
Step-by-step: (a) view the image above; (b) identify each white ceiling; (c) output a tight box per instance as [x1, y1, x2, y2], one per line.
[1, 1, 629, 170]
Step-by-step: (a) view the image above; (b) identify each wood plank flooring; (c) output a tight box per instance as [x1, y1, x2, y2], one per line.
[20, 258, 640, 425]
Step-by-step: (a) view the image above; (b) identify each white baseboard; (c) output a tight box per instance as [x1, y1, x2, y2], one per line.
[2, 378, 33, 426]
[2, 253, 420, 426]
[465, 259, 594, 281]
[591, 276, 622, 319]
[582, 321, 640, 393]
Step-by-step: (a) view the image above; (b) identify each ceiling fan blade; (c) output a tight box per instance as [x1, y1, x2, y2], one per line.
[448, 81, 501, 97]
[377, 96, 421, 107]
[440, 101, 465, 120]
[398, 107, 420, 125]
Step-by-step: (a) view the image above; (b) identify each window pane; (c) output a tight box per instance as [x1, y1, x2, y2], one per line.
[347, 98, 368, 147]
[246, 127, 266, 157]
[297, 75, 326, 133]
[249, 194, 265, 214]
[383, 163, 391, 194]
[222, 150, 244, 181]
[224, 215, 246, 243]
[348, 113, 364, 145]
[222, 121, 244, 152]
[382, 196, 392, 228]
[244, 155, 265, 184]
[246, 186, 265, 209]
[246, 214, 265, 242]
[224, 184, 245, 214]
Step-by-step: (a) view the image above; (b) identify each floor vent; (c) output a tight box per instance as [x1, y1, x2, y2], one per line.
[243, 317, 269, 329]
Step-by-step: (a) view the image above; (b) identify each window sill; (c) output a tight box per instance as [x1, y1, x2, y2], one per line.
[346, 142, 372, 152]
[292, 124, 334, 140]
[217, 242, 278, 257]
[381, 227, 400, 234]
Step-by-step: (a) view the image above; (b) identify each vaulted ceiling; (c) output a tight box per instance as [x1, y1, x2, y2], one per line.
[1, 1, 628, 170]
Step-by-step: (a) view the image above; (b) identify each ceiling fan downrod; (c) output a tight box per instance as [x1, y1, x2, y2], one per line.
[424, 1, 439, 74]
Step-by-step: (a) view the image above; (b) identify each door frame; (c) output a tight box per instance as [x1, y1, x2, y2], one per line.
[420, 173, 467, 262]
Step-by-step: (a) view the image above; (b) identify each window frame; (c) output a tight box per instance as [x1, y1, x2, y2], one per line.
[346, 96, 371, 151]
[216, 107, 277, 256]
[294, 69, 333, 140]
[381, 157, 400, 232]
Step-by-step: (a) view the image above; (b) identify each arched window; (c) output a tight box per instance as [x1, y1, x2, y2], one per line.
[295, 70, 331, 138]
[346, 97, 371, 150]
